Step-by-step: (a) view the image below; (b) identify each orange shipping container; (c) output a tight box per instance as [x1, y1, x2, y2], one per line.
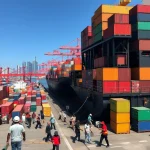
[131, 68, 150, 80]
[71, 65, 82, 71]
[96, 68, 118, 81]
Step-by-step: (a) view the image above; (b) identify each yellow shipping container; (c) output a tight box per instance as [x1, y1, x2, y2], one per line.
[43, 111, 51, 117]
[131, 68, 150, 80]
[110, 111, 130, 123]
[95, 5, 132, 14]
[96, 68, 118, 81]
[110, 98, 130, 113]
[110, 121, 130, 134]
[71, 65, 82, 71]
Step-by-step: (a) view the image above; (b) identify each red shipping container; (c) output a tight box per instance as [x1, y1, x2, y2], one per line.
[130, 5, 150, 15]
[139, 81, 150, 93]
[117, 55, 126, 65]
[1, 102, 14, 114]
[36, 97, 42, 106]
[12, 105, 24, 118]
[18, 97, 25, 104]
[118, 68, 131, 81]
[98, 57, 107, 67]
[24, 103, 31, 113]
[27, 96, 31, 101]
[32, 90, 37, 95]
[41, 94, 46, 100]
[108, 14, 129, 26]
[132, 40, 150, 51]
[118, 82, 131, 93]
[131, 80, 140, 93]
[104, 24, 131, 39]
[100, 81, 118, 94]
[27, 90, 32, 95]
[13, 101, 19, 105]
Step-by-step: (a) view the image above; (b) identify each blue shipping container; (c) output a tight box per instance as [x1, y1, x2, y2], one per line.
[13, 94, 21, 100]
[36, 94, 41, 97]
[8, 99, 14, 102]
[12, 112, 21, 119]
[132, 119, 150, 132]
[42, 100, 48, 103]
[130, 13, 150, 23]
[132, 31, 150, 40]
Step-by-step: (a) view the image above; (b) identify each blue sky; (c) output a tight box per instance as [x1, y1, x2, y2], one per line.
[0, 0, 142, 68]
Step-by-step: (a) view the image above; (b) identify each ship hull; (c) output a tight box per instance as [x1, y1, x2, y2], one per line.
[71, 85, 110, 121]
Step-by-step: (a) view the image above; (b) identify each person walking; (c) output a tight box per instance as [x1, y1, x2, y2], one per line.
[99, 121, 109, 148]
[21, 114, 26, 127]
[50, 115, 56, 130]
[52, 131, 60, 150]
[32, 112, 36, 124]
[63, 112, 66, 122]
[35, 114, 42, 129]
[88, 114, 93, 126]
[45, 122, 52, 142]
[72, 115, 76, 130]
[58, 111, 62, 120]
[84, 122, 92, 144]
[6, 116, 26, 150]
[73, 120, 82, 143]
[41, 111, 45, 124]
[28, 113, 32, 129]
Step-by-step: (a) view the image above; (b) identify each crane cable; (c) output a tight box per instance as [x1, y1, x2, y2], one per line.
[73, 88, 92, 115]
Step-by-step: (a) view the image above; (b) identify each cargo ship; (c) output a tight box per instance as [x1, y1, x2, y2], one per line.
[46, 2, 150, 121]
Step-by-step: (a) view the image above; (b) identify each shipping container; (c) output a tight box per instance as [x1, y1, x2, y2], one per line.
[129, 5, 150, 16]
[118, 68, 131, 81]
[31, 95, 36, 102]
[132, 31, 150, 40]
[97, 81, 118, 94]
[18, 97, 25, 104]
[94, 57, 107, 68]
[108, 14, 129, 26]
[131, 80, 140, 93]
[110, 121, 130, 134]
[42, 103, 51, 117]
[71, 65, 82, 71]
[139, 81, 150, 93]
[95, 5, 132, 14]
[131, 68, 150, 80]
[96, 68, 118, 81]
[118, 82, 131, 93]
[110, 98, 130, 113]
[131, 119, 150, 132]
[26, 96, 31, 101]
[12, 105, 24, 119]
[110, 111, 130, 123]
[130, 13, 150, 23]
[117, 55, 127, 66]
[1, 102, 14, 114]
[36, 97, 41, 106]
[24, 103, 31, 113]
[132, 22, 150, 31]
[86, 70, 93, 80]
[41, 94, 46, 100]
[131, 107, 150, 121]
[93, 69, 96, 80]
[93, 32, 103, 43]
[131, 40, 150, 51]
[27, 91, 32, 95]
[104, 24, 131, 39]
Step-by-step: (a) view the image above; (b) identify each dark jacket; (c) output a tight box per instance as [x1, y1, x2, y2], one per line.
[41, 113, 44, 119]
[45, 125, 51, 134]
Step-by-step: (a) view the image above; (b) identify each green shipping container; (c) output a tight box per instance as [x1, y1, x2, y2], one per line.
[93, 23, 102, 35]
[30, 105, 37, 112]
[131, 107, 150, 121]
[132, 22, 150, 31]
[93, 32, 102, 43]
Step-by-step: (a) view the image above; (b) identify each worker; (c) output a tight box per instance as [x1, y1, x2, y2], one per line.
[58, 111, 62, 120]
[28, 113, 32, 128]
[63, 112, 66, 122]
[50, 115, 56, 130]
[84, 122, 92, 144]
[72, 115, 76, 130]
[41, 111, 45, 124]
[35, 114, 42, 129]
[88, 114, 93, 126]
[70, 116, 73, 127]
[32, 112, 36, 124]
[22, 113, 26, 127]
[98, 121, 109, 148]
[52, 131, 60, 150]
[73, 120, 82, 143]
[45, 122, 52, 142]
[6, 116, 26, 150]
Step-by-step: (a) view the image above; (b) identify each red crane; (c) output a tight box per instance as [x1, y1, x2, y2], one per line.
[59, 38, 81, 57]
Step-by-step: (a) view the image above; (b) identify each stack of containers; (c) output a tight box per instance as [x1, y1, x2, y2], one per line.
[24, 101, 31, 113]
[42, 100, 48, 104]
[13, 94, 21, 106]
[81, 26, 92, 49]
[18, 97, 25, 105]
[131, 107, 150, 132]
[1, 102, 14, 119]
[110, 98, 130, 134]
[71, 58, 82, 71]
[129, 5, 150, 93]
[30, 102, 36, 112]
[42, 103, 51, 117]
[12, 105, 24, 119]
[91, 5, 132, 44]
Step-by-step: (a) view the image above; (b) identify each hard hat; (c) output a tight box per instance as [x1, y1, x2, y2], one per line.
[13, 116, 20, 122]
[90, 114, 92, 116]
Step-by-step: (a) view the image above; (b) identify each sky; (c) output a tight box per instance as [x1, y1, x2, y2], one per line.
[0, 0, 142, 68]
